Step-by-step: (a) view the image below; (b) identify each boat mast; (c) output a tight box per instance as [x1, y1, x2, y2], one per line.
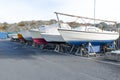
[55, 12, 61, 28]
[54, 12, 116, 23]
[94, 0, 96, 26]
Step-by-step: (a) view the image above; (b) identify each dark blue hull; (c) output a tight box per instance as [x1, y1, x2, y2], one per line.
[67, 40, 114, 45]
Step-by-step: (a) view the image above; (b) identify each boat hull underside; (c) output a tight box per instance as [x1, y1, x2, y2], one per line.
[67, 40, 114, 45]
[33, 38, 47, 44]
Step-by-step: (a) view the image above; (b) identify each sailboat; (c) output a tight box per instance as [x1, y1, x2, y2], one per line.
[55, 12, 119, 45]
[29, 28, 47, 44]
[39, 23, 71, 43]
[20, 30, 32, 41]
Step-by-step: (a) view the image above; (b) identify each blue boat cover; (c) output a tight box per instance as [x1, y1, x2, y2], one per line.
[0, 32, 8, 39]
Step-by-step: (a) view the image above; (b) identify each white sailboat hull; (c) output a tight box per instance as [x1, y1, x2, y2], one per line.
[20, 30, 32, 40]
[8, 33, 18, 39]
[58, 29, 119, 45]
[29, 29, 47, 44]
[38, 23, 71, 43]
[40, 33, 65, 42]
[29, 30, 42, 39]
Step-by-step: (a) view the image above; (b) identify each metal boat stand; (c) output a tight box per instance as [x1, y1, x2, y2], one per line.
[70, 45, 75, 53]
[69, 44, 85, 56]
[87, 42, 96, 57]
[54, 43, 65, 53]
[54, 44, 60, 52]
[75, 47, 82, 56]
[105, 41, 120, 61]
[74, 42, 96, 57]
[32, 42, 40, 48]
[104, 41, 119, 52]
[54, 43, 71, 53]
[113, 41, 119, 50]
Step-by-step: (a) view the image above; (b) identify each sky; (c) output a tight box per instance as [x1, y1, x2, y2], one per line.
[0, 0, 120, 23]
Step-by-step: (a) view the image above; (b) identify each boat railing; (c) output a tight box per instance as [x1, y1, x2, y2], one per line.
[54, 12, 118, 32]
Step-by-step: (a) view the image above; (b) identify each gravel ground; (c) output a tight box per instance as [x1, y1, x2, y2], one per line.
[0, 39, 120, 80]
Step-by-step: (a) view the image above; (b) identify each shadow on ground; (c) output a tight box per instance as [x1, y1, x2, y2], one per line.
[0, 39, 69, 60]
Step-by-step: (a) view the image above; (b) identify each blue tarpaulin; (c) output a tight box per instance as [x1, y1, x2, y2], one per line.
[88, 45, 100, 53]
[0, 32, 8, 39]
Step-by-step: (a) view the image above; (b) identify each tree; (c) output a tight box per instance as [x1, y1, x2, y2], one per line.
[0, 22, 9, 31]
[17, 21, 26, 26]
